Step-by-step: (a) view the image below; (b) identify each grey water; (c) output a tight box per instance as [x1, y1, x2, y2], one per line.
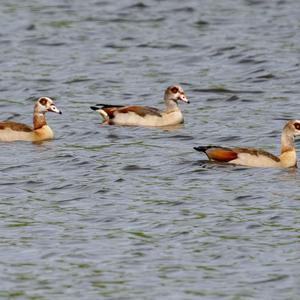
[1, 0, 300, 299]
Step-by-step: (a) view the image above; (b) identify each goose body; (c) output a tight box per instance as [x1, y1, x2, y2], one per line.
[90, 85, 189, 127]
[0, 97, 61, 142]
[194, 120, 300, 168]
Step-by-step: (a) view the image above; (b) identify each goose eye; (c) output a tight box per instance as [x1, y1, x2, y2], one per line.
[39, 98, 48, 106]
[170, 87, 178, 94]
[294, 123, 300, 130]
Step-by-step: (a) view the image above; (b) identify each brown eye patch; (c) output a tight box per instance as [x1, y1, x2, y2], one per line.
[39, 98, 48, 106]
[294, 122, 300, 130]
[170, 87, 178, 94]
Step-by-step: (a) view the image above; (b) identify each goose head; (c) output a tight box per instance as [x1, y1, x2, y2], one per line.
[164, 85, 189, 104]
[34, 97, 62, 114]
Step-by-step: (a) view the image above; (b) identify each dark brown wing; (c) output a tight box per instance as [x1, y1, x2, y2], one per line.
[194, 146, 238, 162]
[91, 104, 162, 119]
[93, 104, 124, 108]
[194, 146, 280, 163]
[117, 106, 162, 117]
[233, 147, 280, 162]
[0, 121, 32, 132]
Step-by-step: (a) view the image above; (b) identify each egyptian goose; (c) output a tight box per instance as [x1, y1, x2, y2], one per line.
[194, 120, 300, 168]
[90, 85, 189, 126]
[0, 97, 61, 142]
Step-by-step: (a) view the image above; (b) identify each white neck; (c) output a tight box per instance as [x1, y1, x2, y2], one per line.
[280, 127, 295, 154]
[33, 109, 47, 130]
[164, 99, 179, 113]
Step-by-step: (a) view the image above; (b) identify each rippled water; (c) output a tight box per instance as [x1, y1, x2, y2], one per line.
[1, 0, 300, 299]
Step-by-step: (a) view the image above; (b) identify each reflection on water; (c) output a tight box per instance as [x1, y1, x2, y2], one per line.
[1, 0, 300, 299]
[275, 167, 299, 182]
[153, 123, 185, 131]
[95, 122, 185, 132]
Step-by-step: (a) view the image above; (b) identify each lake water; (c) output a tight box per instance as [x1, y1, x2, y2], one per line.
[1, 0, 300, 299]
